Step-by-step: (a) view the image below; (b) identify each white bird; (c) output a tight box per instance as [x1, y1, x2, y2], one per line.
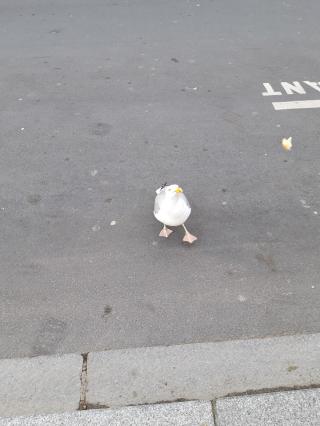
[154, 183, 197, 244]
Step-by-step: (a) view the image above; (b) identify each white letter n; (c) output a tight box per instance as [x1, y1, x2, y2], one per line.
[281, 81, 306, 95]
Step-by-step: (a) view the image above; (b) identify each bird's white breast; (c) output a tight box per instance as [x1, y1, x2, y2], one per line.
[154, 194, 191, 226]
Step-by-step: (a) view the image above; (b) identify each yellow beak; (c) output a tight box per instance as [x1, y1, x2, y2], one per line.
[175, 187, 183, 193]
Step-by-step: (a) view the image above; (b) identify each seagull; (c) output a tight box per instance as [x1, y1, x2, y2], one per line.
[154, 183, 197, 244]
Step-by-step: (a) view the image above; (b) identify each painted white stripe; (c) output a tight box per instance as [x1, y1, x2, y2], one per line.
[273, 99, 320, 110]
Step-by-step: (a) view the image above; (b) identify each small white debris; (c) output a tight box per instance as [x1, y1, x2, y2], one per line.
[196, 3, 200, 6]
[20, 127, 25, 131]
[56, 82, 62, 86]
[276, 124, 281, 128]
[238, 295, 246, 302]
[193, 87, 198, 91]
[152, 241, 158, 246]
[110, 220, 117, 226]
[222, 201, 227, 206]
[311, 285, 315, 289]
[92, 224, 100, 232]
[313, 211, 318, 215]
[282, 137, 292, 151]
[264, 153, 268, 157]
[300, 199, 311, 209]
[18, 98, 23, 101]
[90, 169, 98, 177]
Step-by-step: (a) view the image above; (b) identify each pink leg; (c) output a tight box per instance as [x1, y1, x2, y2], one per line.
[159, 225, 173, 238]
[182, 224, 197, 244]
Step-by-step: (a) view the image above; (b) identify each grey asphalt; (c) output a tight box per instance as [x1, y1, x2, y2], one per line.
[1, 0, 320, 359]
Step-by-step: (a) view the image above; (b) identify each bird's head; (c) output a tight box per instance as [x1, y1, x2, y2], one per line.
[157, 183, 183, 198]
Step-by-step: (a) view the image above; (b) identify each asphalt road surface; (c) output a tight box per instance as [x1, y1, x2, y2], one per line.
[1, 0, 320, 359]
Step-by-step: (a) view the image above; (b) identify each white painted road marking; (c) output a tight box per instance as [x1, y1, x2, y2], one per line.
[262, 83, 282, 96]
[281, 81, 306, 95]
[262, 81, 320, 96]
[272, 99, 320, 110]
[304, 81, 320, 92]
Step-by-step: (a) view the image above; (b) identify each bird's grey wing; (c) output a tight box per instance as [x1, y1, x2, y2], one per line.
[154, 197, 160, 214]
[182, 193, 191, 209]
[154, 191, 165, 214]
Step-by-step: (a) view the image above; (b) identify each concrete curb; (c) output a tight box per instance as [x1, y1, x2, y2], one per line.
[0, 333, 320, 418]
[0, 354, 82, 417]
[86, 332, 320, 408]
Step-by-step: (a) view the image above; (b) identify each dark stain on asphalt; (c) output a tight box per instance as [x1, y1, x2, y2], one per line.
[27, 194, 42, 205]
[102, 305, 112, 319]
[49, 29, 62, 34]
[105, 198, 112, 203]
[92, 122, 112, 137]
[144, 302, 156, 313]
[171, 57, 179, 63]
[22, 262, 42, 275]
[256, 253, 277, 273]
